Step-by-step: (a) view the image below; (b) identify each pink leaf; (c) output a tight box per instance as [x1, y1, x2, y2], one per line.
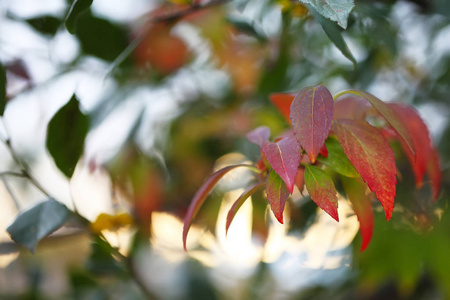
[389, 103, 431, 187]
[262, 135, 301, 194]
[247, 126, 270, 145]
[304, 164, 339, 221]
[334, 95, 371, 120]
[290, 85, 334, 163]
[225, 182, 264, 236]
[334, 119, 397, 221]
[266, 170, 289, 224]
[183, 164, 258, 251]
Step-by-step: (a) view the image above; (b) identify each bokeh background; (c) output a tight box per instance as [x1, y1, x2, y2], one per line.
[0, 0, 450, 299]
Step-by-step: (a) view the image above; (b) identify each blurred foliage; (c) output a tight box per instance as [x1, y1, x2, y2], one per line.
[1, 0, 450, 299]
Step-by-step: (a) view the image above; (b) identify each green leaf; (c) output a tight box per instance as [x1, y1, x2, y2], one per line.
[300, 0, 355, 29]
[26, 16, 62, 36]
[304, 164, 339, 221]
[0, 61, 6, 116]
[75, 15, 129, 62]
[318, 138, 359, 178]
[226, 16, 267, 42]
[65, 0, 93, 34]
[46, 94, 90, 178]
[309, 6, 357, 68]
[6, 198, 70, 252]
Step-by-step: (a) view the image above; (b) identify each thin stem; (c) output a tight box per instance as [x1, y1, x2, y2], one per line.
[0, 120, 53, 199]
[98, 234, 157, 299]
[0, 171, 26, 178]
[333, 90, 360, 101]
[1, 177, 21, 210]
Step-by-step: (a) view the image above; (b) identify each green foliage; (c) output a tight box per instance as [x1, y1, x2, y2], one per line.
[309, 8, 357, 68]
[65, 0, 93, 34]
[26, 16, 62, 36]
[317, 138, 359, 178]
[6, 198, 70, 252]
[46, 94, 89, 178]
[75, 15, 129, 62]
[300, 0, 355, 29]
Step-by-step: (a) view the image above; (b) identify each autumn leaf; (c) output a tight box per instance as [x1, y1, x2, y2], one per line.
[295, 167, 305, 193]
[225, 182, 264, 236]
[334, 95, 370, 121]
[334, 119, 397, 220]
[336, 90, 416, 157]
[427, 145, 442, 201]
[290, 85, 334, 163]
[247, 126, 270, 145]
[389, 103, 431, 187]
[342, 177, 373, 251]
[304, 164, 339, 221]
[266, 170, 289, 224]
[183, 164, 259, 251]
[262, 135, 301, 194]
[270, 92, 296, 122]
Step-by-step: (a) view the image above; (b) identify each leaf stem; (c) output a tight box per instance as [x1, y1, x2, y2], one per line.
[333, 90, 360, 101]
[1, 177, 21, 210]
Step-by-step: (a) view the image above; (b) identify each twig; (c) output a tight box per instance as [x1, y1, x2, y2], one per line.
[1, 177, 21, 210]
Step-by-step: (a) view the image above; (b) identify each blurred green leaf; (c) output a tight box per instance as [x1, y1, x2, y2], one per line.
[301, 0, 355, 29]
[65, 0, 93, 34]
[75, 15, 129, 62]
[46, 94, 90, 178]
[0, 61, 6, 116]
[318, 138, 359, 178]
[86, 236, 125, 275]
[309, 6, 357, 68]
[226, 16, 267, 42]
[6, 198, 70, 252]
[26, 16, 62, 36]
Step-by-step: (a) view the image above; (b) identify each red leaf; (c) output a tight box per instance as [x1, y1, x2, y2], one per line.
[342, 177, 373, 251]
[427, 145, 442, 201]
[183, 164, 258, 251]
[247, 126, 270, 145]
[262, 135, 301, 194]
[389, 103, 431, 187]
[270, 92, 296, 122]
[295, 167, 305, 193]
[304, 164, 339, 221]
[334, 119, 397, 221]
[266, 170, 289, 224]
[290, 85, 334, 163]
[319, 144, 328, 158]
[334, 95, 370, 120]
[225, 183, 264, 236]
[338, 90, 416, 157]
